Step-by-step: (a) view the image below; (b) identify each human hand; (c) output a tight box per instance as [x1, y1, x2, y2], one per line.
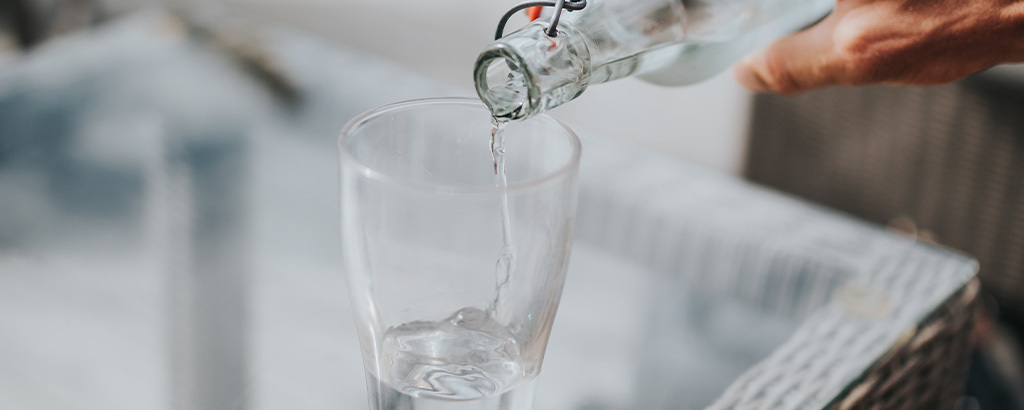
[734, 0, 1024, 94]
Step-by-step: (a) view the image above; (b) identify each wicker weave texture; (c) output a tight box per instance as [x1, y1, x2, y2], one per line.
[745, 83, 1024, 320]
[829, 280, 978, 410]
[575, 133, 977, 410]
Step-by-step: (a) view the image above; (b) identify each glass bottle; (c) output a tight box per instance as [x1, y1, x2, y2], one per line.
[474, 0, 834, 120]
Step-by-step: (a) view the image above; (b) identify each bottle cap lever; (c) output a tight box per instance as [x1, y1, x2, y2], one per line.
[495, 0, 587, 40]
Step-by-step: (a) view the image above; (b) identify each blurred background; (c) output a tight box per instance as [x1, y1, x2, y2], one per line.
[0, 0, 754, 173]
[1, 0, 1023, 409]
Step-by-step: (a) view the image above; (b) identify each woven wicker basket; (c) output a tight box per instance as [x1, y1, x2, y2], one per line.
[828, 279, 978, 410]
[745, 81, 1024, 325]
[742, 81, 1014, 409]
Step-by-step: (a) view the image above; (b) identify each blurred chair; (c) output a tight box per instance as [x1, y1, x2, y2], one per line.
[744, 67, 1024, 408]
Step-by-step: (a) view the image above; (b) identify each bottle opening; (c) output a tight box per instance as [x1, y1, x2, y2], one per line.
[477, 54, 533, 121]
[473, 22, 591, 121]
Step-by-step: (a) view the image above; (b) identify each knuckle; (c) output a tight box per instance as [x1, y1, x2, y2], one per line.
[834, 26, 874, 57]
[833, 18, 903, 84]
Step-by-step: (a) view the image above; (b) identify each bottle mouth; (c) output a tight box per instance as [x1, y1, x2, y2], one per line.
[473, 21, 591, 121]
[474, 46, 539, 121]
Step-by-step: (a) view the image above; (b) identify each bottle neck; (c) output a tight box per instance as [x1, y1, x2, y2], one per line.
[476, 0, 837, 119]
[474, 21, 592, 121]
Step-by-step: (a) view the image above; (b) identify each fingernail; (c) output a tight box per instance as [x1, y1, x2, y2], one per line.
[734, 56, 771, 93]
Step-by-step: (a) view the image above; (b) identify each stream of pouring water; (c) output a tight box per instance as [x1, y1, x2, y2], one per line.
[489, 118, 517, 319]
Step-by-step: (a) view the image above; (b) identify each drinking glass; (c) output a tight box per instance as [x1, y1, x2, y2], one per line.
[338, 98, 581, 410]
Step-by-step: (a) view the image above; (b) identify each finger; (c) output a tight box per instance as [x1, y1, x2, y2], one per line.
[734, 16, 846, 94]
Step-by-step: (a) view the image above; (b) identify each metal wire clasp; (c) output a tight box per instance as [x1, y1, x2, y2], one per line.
[495, 0, 587, 40]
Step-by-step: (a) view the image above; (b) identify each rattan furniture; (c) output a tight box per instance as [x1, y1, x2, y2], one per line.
[747, 79, 1024, 328]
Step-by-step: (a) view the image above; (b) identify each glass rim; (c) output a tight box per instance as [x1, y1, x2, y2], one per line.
[338, 97, 582, 193]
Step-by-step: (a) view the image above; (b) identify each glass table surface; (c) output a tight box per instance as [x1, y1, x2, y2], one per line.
[0, 12, 976, 410]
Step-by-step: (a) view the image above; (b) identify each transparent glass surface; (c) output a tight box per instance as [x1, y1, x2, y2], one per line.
[338, 99, 581, 409]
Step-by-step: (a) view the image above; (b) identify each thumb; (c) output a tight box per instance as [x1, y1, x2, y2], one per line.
[734, 16, 844, 94]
